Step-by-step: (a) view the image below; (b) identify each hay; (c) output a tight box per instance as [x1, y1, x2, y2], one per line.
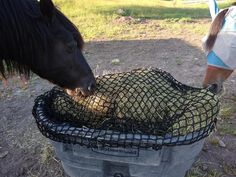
[51, 68, 219, 136]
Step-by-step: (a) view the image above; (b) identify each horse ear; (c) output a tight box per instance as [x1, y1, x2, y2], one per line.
[39, 0, 55, 20]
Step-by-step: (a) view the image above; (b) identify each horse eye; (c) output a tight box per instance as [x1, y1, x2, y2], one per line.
[67, 41, 77, 53]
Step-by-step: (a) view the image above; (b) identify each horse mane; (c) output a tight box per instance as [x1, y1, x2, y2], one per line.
[0, 0, 84, 78]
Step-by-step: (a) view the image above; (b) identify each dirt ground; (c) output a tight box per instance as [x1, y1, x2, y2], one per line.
[0, 31, 236, 177]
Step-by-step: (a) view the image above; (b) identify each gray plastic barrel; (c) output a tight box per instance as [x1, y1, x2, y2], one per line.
[32, 74, 219, 177]
[50, 133, 205, 177]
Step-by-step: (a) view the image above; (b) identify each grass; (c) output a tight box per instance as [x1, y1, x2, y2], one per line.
[209, 136, 221, 146]
[26, 143, 64, 177]
[219, 102, 236, 119]
[218, 123, 236, 136]
[41, 144, 54, 164]
[54, 0, 234, 40]
[186, 162, 224, 177]
[217, 98, 236, 136]
[222, 162, 236, 176]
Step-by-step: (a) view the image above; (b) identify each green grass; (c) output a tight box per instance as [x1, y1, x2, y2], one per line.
[54, 0, 234, 40]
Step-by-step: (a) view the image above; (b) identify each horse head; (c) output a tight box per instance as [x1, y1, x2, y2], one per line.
[0, 0, 96, 96]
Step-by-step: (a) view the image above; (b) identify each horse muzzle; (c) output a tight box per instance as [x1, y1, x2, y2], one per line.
[66, 79, 96, 97]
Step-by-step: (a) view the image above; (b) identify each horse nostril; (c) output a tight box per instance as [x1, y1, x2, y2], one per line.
[88, 82, 96, 92]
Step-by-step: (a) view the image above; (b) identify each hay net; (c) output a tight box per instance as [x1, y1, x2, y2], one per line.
[33, 68, 220, 150]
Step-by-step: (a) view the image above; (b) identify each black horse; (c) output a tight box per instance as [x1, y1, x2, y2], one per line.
[0, 0, 96, 96]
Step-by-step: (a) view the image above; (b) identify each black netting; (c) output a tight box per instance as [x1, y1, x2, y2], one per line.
[32, 68, 220, 150]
